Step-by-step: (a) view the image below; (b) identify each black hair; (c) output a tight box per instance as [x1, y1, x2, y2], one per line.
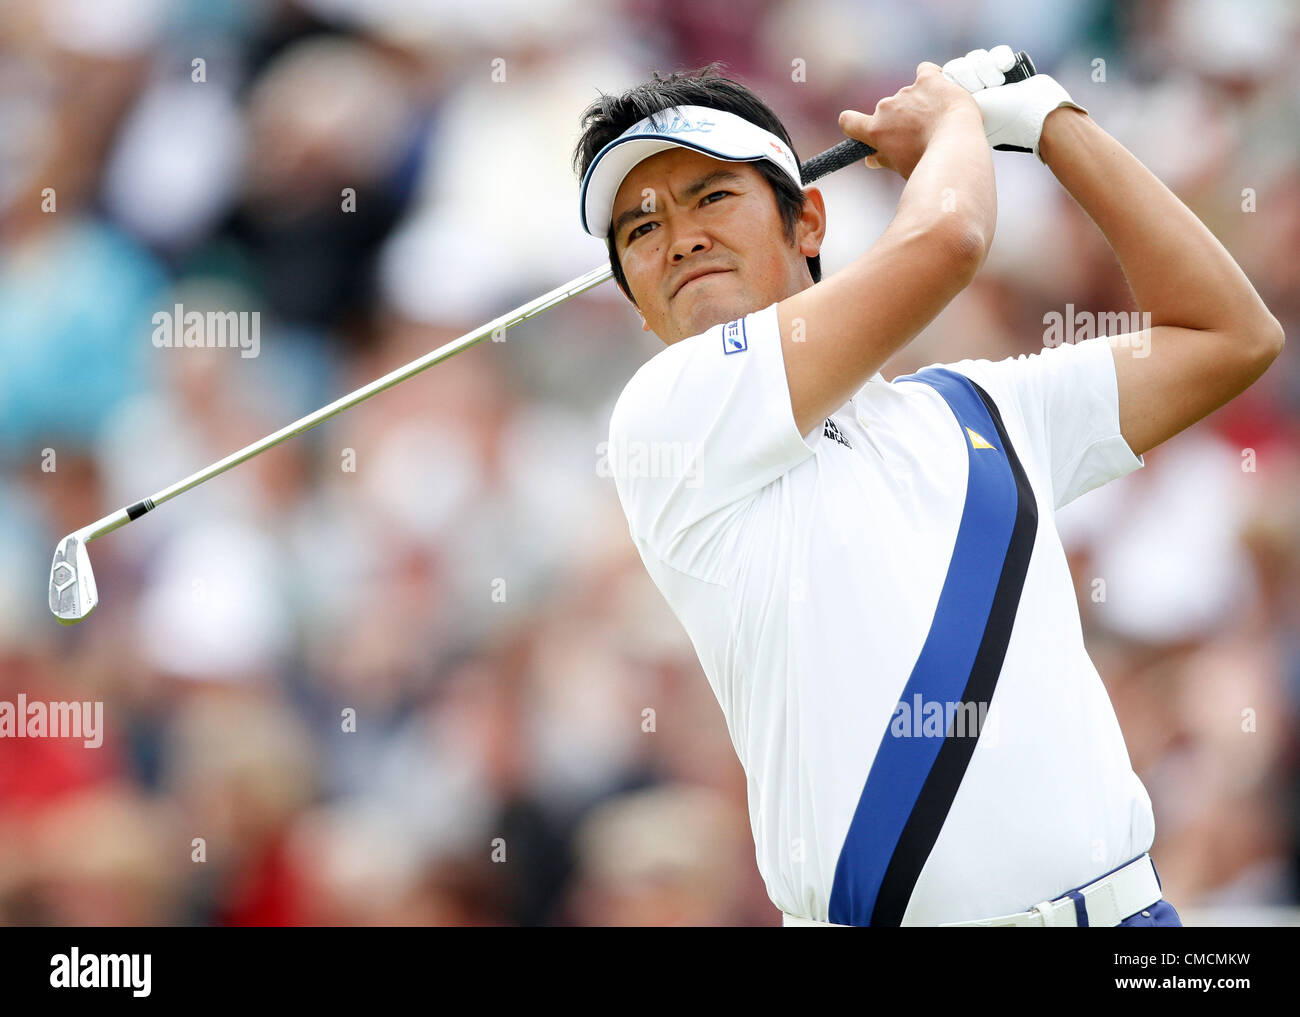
[572, 62, 821, 303]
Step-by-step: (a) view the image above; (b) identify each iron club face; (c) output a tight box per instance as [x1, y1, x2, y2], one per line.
[49, 533, 98, 624]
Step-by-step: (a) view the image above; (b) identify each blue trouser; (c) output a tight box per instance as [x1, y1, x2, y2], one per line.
[1118, 899, 1183, 926]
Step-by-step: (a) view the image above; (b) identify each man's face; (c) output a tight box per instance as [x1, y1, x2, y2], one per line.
[610, 147, 825, 343]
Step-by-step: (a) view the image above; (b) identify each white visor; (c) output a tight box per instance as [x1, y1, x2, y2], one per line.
[579, 104, 803, 239]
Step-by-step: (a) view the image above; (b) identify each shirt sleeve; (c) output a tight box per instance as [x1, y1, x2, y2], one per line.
[606, 301, 817, 580]
[948, 336, 1145, 510]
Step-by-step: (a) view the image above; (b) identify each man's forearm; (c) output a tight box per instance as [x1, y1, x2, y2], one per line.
[1039, 107, 1278, 337]
[895, 103, 997, 255]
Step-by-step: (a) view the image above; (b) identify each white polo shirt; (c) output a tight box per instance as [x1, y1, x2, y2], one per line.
[606, 300, 1155, 926]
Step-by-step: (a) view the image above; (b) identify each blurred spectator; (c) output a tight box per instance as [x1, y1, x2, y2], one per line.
[567, 784, 753, 925]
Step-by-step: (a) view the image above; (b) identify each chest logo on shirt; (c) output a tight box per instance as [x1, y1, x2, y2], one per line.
[721, 318, 748, 354]
[965, 426, 995, 451]
[824, 418, 852, 449]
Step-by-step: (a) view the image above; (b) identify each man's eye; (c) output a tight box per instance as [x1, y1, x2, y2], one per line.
[625, 192, 729, 243]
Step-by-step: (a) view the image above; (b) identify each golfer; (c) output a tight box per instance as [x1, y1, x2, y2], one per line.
[572, 47, 1283, 926]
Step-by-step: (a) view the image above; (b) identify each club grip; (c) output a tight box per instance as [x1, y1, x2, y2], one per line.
[799, 50, 1037, 183]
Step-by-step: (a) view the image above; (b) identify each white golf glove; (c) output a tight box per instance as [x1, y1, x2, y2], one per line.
[941, 45, 1087, 163]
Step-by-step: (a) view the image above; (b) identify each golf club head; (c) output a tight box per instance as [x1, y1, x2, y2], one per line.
[49, 533, 98, 624]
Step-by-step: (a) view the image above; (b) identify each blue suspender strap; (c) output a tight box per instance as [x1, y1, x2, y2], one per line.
[828, 369, 1039, 926]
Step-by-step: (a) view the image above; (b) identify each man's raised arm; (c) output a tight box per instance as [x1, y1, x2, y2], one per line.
[778, 63, 996, 437]
[1039, 107, 1284, 458]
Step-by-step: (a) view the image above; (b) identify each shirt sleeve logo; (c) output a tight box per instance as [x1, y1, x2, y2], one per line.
[722, 318, 748, 354]
[965, 426, 996, 451]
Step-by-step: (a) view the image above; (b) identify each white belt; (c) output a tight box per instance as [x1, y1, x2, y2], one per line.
[783, 854, 1163, 928]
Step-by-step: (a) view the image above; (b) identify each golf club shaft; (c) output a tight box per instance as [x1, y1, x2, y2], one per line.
[76, 263, 615, 545]
[73, 55, 1036, 547]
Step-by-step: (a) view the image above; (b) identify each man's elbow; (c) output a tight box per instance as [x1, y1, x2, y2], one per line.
[937, 222, 990, 280]
[1247, 313, 1285, 366]
[1264, 314, 1285, 358]
[1221, 314, 1285, 391]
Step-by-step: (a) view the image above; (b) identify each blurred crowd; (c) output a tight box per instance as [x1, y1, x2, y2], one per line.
[0, 0, 1296, 925]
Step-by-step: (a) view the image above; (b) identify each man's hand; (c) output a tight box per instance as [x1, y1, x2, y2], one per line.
[941, 46, 1087, 162]
[838, 63, 978, 180]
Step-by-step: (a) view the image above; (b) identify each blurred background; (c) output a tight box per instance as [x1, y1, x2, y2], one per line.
[0, 0, 1297, 926]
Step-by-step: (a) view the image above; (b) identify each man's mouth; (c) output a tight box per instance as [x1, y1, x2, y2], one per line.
[672, 269, 731, 298]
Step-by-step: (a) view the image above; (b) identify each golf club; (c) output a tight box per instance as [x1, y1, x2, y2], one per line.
[48, 51, 1036, 623]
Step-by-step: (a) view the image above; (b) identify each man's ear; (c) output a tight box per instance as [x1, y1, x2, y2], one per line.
[797, 186, 828, 261]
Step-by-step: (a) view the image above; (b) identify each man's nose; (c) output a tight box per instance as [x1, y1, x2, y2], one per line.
[669, 224, 712, 261]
